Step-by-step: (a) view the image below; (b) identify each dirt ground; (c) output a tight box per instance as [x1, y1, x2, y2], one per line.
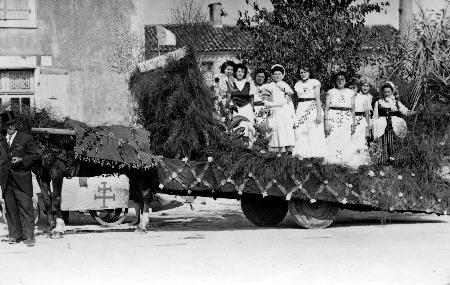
[1, 198, 450, 285]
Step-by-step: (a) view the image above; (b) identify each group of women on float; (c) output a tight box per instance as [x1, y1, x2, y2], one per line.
[214, 61, 412, 168]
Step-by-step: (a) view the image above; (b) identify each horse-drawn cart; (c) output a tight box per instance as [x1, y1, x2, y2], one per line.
[28, 122, 450, 230]
[11, 46, 449, 233]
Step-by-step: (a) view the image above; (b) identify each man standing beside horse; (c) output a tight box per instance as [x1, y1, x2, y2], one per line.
[0, 111, 40, 246]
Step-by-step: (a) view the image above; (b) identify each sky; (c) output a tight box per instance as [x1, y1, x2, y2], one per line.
[143, 0, 448, 28]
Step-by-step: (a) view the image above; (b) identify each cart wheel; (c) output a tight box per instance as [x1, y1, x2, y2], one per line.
[241, 193, 288, 227]
[288, 199, 338, 229]
[90, 208, 128, 227]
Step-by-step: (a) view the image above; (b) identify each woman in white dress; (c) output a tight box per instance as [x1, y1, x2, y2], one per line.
[292, 64, 327, 159]
[347, 79, 372, 168]
[372, 81, 412, 164]
[228, 63, 256, 143]
[324, 71, 356, 166]
[358, 77, 375, 141]
[260, 64, 296, 153]
[252, 68, 269, 126]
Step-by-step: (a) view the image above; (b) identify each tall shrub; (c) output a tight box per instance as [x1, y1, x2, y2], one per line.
[237, 0, 388, 88]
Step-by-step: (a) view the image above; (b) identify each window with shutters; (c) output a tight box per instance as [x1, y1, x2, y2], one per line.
[0, 70, 35, 112]
[0, 0, 36, 28]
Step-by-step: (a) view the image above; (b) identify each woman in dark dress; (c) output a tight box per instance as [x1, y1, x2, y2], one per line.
[372, 81, 412, 164]
[227, 63, 256, 144]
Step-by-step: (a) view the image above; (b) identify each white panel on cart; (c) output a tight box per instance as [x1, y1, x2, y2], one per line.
[32, 175, 129, 211]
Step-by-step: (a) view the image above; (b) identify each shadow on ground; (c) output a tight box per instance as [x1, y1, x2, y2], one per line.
[8, 203, 443, 238]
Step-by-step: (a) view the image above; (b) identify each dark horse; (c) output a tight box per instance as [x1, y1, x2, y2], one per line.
[33, 149, 157, 238]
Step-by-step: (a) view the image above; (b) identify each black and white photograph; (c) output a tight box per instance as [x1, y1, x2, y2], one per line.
[0, 0, 449, 284]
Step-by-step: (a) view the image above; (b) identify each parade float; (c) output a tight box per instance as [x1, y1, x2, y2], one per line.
[6, 45, 449, 230]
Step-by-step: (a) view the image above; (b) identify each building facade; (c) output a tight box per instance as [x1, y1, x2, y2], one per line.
[145, 3, 253, 87]
[0, 0, 144, 125]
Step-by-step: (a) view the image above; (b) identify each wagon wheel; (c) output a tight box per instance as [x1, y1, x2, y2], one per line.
[241, 193, 288, 227]
[0, 198, 40, 225]
[288, 199, 339, 229]
[89, 208, 128, 227]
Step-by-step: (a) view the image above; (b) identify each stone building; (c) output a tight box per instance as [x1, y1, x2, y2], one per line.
[145, 3, 253, 86]
[0, 0, 145, 125]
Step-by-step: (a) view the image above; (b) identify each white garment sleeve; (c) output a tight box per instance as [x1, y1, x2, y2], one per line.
[278, 81, 294, 95]
[294, 82, 301, 96]
[397, 100, 409, 116]
[311, 79, 321, 88]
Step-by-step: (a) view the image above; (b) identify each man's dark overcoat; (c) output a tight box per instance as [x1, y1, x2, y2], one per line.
[5, 131, 40, 196]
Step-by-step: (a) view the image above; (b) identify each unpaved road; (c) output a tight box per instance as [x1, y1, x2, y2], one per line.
[1, 198, 450, 285]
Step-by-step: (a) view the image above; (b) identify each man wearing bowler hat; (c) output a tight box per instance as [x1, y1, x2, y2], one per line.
[0, 111, 40, 246]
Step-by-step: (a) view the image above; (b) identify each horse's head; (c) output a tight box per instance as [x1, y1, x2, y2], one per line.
[48, 150, 77, 178]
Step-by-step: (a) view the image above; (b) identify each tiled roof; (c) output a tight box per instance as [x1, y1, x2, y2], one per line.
[145, 24, 398, 55]
[361, 25, 399, 50]
[145, 24, 254, 53]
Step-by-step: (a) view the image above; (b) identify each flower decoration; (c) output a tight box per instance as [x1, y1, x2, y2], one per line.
[207, 156, 213, 163]
[398, 192, 403, 197]
[368, 170, 376, 177]
[159, 184, 164, 189]
[310, 199, 316, 203]
[379, 171, 385, 177]
[397, 175, 403, 180]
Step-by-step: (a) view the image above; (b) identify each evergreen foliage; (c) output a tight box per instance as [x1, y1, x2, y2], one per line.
[129, 47, 221, 159]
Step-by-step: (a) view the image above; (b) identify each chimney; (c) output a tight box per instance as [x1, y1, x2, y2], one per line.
[399, 0, 414, 37]
[209, 2, 224, 27]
